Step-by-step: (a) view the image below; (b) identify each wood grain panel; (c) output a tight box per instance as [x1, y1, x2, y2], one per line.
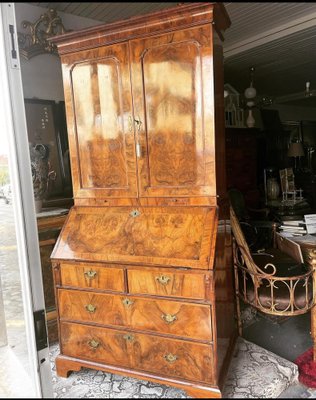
[60, 322, 215, 384]
[52, 206, 217, 269]
[61, 43, 138, 199]
[74, 197, 217, 207]
[128, 269, 208, 300]
[58, 289, 212, 341]
[130, 25, 216, 198]
[60, 263, 125, 292]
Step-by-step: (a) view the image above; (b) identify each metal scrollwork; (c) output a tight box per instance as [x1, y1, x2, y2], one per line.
[18, 8, 71, 60]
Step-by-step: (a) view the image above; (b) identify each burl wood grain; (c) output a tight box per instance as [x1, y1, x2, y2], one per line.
[52, 206, 217, 269]
[60, 263, 125, 292]
[60, 321, 214, 383]
[58, 289, 212, 341]
[49, 2, 233, 398]
[127, 268, 209, 301]
[130, 25, 216, 198]
[62, 43, 138, 199]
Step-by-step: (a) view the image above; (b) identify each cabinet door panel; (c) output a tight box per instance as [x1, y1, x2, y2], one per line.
[130, 26, 215, 198]
[62, 43, 137, 199]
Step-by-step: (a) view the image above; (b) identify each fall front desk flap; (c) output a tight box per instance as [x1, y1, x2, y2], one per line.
[51, 206, 218, 269]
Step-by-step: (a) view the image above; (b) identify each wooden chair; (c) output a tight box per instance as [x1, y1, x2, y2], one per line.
[230, 205, 316, 359]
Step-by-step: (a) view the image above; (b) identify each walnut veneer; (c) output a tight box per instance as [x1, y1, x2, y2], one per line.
[50, 3, 235, 398]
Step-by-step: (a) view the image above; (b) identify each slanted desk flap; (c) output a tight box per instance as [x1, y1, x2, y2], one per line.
[51, 206, 218, 269]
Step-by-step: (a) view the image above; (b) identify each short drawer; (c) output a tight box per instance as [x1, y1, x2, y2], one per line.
[127, 268, 209, 300]
[58, 289, 212, 341]
[60, 321, 214, 384]
[59, 263, 124, 292]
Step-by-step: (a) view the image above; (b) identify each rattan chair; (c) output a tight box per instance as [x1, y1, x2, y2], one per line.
[230, 206, 316, 347]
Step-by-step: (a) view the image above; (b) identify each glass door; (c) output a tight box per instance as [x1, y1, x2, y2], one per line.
[0, 3, 53, 397]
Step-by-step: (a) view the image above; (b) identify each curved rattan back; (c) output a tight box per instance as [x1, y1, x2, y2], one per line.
[230, 205, 259, 276]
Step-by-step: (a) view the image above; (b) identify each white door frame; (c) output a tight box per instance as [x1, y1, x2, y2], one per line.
[0, 2, 53, 397]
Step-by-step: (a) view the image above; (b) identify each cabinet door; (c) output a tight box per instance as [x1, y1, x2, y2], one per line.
[63, 43, 138, 199]
[130, 26, 216, 198]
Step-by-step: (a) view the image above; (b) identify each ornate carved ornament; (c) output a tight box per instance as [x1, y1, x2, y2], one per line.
[18, 8, 71, 60]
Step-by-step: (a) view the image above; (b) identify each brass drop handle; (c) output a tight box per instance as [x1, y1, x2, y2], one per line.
[122, 298, 134, 308]
[123, 334, 134, 342]
[163, 353, 178, 363]
[88, 339, 100, 349]
[136, 142, 142, 158]
[155, 275, 171, 286]
[84, 270, 97, 279]
[161, 313, 177, 324]
[85, 304, 97, 313]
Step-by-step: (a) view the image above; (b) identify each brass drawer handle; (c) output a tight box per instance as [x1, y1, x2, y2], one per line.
[85, 304, 97, 313]
[123, 334, 134, 342]
[163, 353, 178, 363]
[84, 270, 97, 279]
[155, 275, 171, 285]
[122, 298, 134, 308]
[87, 339, 100, 349]
[161, 313, 177, 324]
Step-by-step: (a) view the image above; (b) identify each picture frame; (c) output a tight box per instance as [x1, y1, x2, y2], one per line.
[24, 98, 72, 200]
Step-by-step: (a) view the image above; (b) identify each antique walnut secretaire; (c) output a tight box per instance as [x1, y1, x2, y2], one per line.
[50, 3, 236, 398]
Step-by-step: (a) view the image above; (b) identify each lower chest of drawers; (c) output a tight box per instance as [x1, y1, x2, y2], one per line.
[54, 261, 215, 385]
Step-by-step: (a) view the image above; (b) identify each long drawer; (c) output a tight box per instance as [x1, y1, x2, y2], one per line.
[58, 289, 212, 341]
[60, 263, 125, 292]
[127, 268, 208, 300]
[60, 321, 214, 384]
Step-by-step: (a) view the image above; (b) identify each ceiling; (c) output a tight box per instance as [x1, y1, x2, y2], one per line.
[28, 2, 316, 107]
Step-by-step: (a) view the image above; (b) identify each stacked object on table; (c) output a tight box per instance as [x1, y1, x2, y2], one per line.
[278, 220, 307, 237]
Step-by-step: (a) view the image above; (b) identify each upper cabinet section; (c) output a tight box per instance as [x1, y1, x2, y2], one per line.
[130, 26, 215, 197]
[51, 3, 231, 203]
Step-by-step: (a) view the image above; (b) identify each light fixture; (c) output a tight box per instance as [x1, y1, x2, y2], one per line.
[244, 66, 257, 128]
[288, 141, 304, 170]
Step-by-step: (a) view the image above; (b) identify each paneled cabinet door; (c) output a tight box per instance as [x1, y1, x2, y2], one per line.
[63, 43, 138, 199]
[129, 25, 216, 198]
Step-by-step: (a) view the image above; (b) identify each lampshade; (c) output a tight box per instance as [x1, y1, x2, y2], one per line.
[288, 142, 304, 157]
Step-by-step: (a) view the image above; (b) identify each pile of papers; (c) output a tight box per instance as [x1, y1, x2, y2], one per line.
[278, 214, 316, 238]
[278, 220, 307, 236]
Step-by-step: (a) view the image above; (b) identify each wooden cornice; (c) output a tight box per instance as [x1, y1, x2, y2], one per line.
[48, 2, 231, 55]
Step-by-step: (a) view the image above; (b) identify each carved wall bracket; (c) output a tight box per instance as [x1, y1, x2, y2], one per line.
[18, 8, 70, 60]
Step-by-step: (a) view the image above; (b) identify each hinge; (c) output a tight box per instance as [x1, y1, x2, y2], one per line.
[9, 25, 17, 61]
[4, 4, 20, 69]
[33, 309, 48, 351]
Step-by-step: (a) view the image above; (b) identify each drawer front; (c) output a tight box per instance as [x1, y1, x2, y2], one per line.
[58, 289, 212, 341]
[60, 321, 214, 383]
[127, 269, 207, 300]
[60, 263, 124, 292]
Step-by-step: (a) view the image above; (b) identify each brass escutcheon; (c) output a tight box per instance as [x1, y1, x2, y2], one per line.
[123, 334, 134, 342]
[155, 275, 171, 285]
[161, 313, 177, 324]
[130, 209, 140, 218]
[84, 270, 97, 279]
[122, 298, 134, 308]
[88, 339, 100, 349]
[163, 353, 178, 363]
[85, 304, 97, 313]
